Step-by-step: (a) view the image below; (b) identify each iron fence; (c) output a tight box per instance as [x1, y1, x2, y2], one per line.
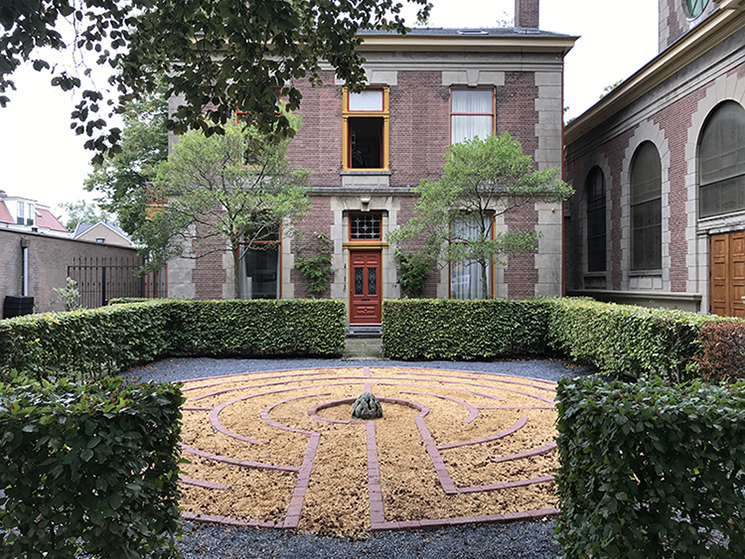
[67, 256, 167, 309]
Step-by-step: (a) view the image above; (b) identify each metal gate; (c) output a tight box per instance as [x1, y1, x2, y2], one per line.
[67, 256, 167, 309]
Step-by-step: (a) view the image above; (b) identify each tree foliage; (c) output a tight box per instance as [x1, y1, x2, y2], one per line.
[60, 198, 116, 231]
[389, 131, 574, 298]
[0, 0, 431, 163]
[84, 83, 169, 236]
[144, 114, 310, 298]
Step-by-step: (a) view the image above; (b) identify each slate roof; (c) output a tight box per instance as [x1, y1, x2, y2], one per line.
[357, 26, 574, 39]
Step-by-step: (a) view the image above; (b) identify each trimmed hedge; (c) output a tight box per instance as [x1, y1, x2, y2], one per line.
[382, 299, 550, 360]
[555, 377, 745, 558]
[544, 298, 716, 384]
[0, 373, 184, 559]
[0, 299, 346, 381]
[383, 298, 738, 383]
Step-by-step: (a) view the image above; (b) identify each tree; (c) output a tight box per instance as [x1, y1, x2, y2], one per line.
[145, 114, 310, 298]
[389, 131, 574, 299]
[84, 83, 169, 236]
[60, 199, 116, 231]
[1, 0, 431, 163]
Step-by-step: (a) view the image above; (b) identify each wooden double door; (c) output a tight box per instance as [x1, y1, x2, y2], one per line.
[349, 250, 382, 324]
[710, 231, 745, 318]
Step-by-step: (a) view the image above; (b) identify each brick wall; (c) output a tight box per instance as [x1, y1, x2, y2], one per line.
[514, 0, 539, 29]
[654, 89, 707, 292]
[389, 71, 450, 188]
[286, 72, 343, 187]
[292, 196, 334, 298]
[0, 230, 140, 315]
[190, 220, 229, 300]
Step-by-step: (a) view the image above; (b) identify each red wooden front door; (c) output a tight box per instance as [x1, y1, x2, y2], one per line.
[349, 250, 382, 324]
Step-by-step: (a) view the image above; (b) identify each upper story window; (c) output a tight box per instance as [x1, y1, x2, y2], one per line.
[342, 87, 389, 171]
[630, 141, 662, 271]
[16, 201, 34, 226]
[699, 101, 745, 219]
[349, 213, 382, 241]
[586, 167, 606, 273]
[450, 89, 494, 145]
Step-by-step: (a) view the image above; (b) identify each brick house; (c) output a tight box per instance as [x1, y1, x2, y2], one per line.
[564, 0, 745, 318]
[167, 0, 577, 329]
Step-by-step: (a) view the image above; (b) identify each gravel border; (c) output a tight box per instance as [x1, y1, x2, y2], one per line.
[124, 356, 595, 559]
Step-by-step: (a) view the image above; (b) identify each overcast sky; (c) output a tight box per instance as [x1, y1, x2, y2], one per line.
[0, 0, 658, 219]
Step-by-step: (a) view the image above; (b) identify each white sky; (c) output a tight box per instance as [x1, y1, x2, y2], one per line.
[0, 0, 658, 219]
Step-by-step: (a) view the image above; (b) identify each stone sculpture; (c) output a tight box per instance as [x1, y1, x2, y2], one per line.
[351, 392, 383, 420]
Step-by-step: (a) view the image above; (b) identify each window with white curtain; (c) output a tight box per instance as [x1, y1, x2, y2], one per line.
[450, 89, 494, 145]
[450, 213, 493, 299]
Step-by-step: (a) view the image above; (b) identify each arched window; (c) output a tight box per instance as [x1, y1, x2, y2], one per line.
[630, 141, 662, 270]
[699, 101, 745, 218]
[586, 166, 606, 272]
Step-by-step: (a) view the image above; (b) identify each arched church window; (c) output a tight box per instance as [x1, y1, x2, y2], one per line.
[586, 166, 606, 272]
[699, 101, 745, 218]
[630, 141, 662, 271]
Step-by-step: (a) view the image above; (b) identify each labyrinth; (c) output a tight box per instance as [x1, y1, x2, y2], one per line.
[177, 366, 560, 536]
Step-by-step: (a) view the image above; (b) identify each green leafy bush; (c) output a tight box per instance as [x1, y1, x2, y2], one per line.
[0, 299, 346, 382]
[294, 233, 336, 298]
[0, 373, 184, 559]
[382, 299, 550, 360]
[555, 377, 745, 558]
[695, 320, 745, 382]
[544, 298, 715, 383]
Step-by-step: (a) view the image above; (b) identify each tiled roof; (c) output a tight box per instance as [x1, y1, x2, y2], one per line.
[0, 201, 13, 224]
[357, 27, 572, 39]
[35, 208, 68, 232]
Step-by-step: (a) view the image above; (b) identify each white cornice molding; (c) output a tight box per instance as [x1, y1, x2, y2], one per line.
[356, 34, 577, 55]
[566, 0, 745, 145]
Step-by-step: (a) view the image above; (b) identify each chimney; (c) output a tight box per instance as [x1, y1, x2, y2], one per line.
[514, 0, 539, 29]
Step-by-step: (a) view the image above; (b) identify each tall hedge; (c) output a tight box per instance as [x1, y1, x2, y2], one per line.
[544, 298, 716, 383]
[382, 298, 738, 384]
[0, 299, 346, 382]
[382, 299, 550, 360]
[0, 373, 184, 559]
[555, 377, 745, 558]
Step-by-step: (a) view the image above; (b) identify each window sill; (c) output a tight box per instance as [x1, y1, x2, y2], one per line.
[340, 170, 391, 176]
[628, 269, 662, 277]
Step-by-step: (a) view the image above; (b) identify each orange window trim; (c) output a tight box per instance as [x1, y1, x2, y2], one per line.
[342, 86, 390, 171]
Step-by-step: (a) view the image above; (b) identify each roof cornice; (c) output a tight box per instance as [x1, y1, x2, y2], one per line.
[357, 34, 577, 55]
[565, 0, 745, 145]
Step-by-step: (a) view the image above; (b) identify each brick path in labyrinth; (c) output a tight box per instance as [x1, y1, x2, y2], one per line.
[177, 366, 560, 533]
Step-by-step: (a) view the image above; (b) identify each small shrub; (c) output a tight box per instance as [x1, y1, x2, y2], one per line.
[52, 277, 82, 311]
[294, 233, 335, 298]
[695, 320, 745, 381]
[395, 251, 432, 298]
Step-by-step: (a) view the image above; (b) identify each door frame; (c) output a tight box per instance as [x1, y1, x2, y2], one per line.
[348, 248, 382, 325]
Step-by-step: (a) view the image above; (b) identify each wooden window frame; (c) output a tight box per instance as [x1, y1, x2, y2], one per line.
[448, 211, 495, 299]
[449, 88, 495, 146]
[342, 87, 390, 171]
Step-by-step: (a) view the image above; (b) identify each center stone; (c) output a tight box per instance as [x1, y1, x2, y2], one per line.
[351, 392, 383, 420]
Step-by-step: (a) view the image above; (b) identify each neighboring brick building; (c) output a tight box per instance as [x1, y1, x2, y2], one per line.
[564, 0, 745, 318]
[167, 0, 577, 329]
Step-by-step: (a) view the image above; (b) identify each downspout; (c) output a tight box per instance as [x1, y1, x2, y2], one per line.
[561, 66, 566, 298]
[20, 236, 30, 296]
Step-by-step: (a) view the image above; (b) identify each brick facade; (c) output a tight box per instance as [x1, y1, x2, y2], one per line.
[565, 5, 745, 315]
[168, 26, 574, 320]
